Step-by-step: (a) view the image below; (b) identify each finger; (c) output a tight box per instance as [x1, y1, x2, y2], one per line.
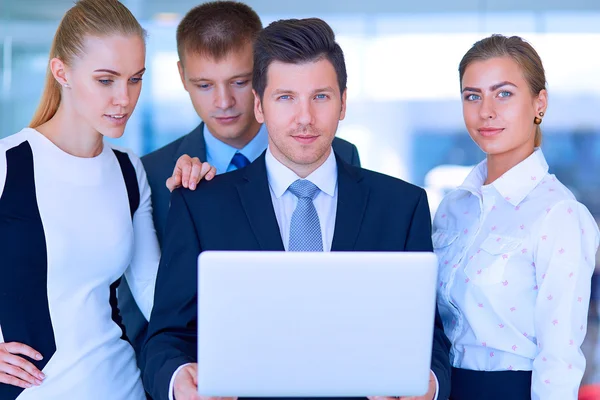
[0, 372, 34, 389]
[166, 176, 175, 192]
[175, 154, 191, 169]
[179, 160, 193, 189]
[205, 166, 217, 181]
[177, 382, 200, 400]
[201, 162, 212, 177]
[3, 353, 45, 380]
[4, 342, 42, 361]
[167, 166, 183, 189]
[0, 363, 42, 386]
[175, 366, 200, 400]
[189, 163, 202, 190]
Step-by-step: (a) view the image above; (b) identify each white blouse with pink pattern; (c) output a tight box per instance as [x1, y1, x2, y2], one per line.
[433, 148, 599, 400]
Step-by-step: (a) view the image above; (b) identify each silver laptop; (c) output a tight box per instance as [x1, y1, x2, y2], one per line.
[197, 251, 438, 397]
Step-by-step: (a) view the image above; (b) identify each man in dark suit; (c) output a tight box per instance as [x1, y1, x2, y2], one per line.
[119, 1, 361, 363]
[141, 2, 360, 246]
[142, 17, 450, 400]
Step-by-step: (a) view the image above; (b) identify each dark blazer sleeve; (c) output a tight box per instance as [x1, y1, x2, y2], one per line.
[405, 191, 451, 400]
[112, 143, 181, 370]
[117, 146, 180, 369]
[141, 141, 182, 247]
[141, 189, 200, 400]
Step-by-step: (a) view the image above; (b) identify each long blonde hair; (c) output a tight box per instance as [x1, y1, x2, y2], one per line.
[458, 34, 547, 147]
[30, 0, 146, 128]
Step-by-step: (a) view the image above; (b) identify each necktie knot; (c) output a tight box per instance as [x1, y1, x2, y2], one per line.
[230, 152, 250, 169]
[288, 179, 320, 200]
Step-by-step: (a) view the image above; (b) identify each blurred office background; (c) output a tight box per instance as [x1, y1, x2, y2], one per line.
[2, 0, 600, 390]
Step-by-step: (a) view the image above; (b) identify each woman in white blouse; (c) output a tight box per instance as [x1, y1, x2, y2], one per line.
[433, 34, 600, 400]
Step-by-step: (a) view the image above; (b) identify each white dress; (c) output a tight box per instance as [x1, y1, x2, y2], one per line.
[0, 128, 160, 399]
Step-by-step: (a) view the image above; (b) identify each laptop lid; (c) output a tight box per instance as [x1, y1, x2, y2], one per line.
[197, 251, 438, 397]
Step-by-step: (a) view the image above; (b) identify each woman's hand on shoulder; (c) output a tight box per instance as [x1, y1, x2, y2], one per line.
[167, 154, 216, 192]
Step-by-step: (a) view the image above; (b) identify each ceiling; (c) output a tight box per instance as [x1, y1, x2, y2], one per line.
[2, 0, 600, 22]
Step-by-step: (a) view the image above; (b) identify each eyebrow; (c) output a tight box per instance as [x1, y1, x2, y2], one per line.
[93, 68, 146, 77]
[271, 86, 336, 96]
[462, 81, 518, 93]
[189, 72, 252, 83]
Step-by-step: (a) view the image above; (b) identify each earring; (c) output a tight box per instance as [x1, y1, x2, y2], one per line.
[534, 111, 543, 125]
[63, 83, 69, 88]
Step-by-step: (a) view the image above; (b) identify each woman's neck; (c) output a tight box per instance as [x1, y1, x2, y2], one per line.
[35, 104, 104, 158]
[485, 145, 535, 185]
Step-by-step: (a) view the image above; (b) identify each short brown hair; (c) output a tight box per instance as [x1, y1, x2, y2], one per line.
[253, 18, 347, 100]
[176, 1, 262, 64]
[459, 34, 547, 147]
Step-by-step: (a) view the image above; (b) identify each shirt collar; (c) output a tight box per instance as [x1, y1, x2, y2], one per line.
[265, 146, 338, 199]
[458, 148, 549, 206]
[203, 123, 269, 173]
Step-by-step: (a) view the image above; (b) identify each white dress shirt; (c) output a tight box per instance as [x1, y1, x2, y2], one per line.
[265, 146, 338, 251]
[433, 148, 600, 400]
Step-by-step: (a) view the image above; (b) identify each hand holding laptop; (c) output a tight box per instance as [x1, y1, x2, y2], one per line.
[174, 363, 238, 400]
[367, 370, 437, 400]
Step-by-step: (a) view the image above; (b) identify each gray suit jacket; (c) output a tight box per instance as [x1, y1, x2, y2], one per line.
[120, 122, 361, 364]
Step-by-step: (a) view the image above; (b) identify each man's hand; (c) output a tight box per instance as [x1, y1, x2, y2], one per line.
[173, 363, 238, 400]
[167, 155, 217, 192]
[367, 371, 436, 400]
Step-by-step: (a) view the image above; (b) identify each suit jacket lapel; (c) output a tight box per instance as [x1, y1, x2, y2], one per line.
[331, 156, 370, 251]
[236, 153, 285, 251]
[173, 122, 207, 163]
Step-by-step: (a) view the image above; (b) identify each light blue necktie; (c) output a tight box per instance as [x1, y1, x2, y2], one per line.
[288, 179, 323, 252]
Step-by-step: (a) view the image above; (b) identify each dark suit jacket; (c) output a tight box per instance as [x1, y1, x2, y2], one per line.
[118, 123, 361, 366]
[142, 122, 361, 245]
[141, 153, 451, 400]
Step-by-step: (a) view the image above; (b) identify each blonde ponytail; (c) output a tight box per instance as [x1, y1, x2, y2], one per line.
[30, 43, 62, 128]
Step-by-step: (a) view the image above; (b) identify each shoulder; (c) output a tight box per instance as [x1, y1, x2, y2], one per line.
[0, 128, 37, 170]
[0, 128, 34, 152]
[353, 165, 425, 200]
[332, 136, 356, 152]
[106, 144, 150, 194]
[180, 167, 245, 205]
[0, 128, 37, 196]
[523, 173, 586, 220]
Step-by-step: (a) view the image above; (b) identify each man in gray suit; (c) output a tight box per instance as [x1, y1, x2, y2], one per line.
[121, 0, 361, 363]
